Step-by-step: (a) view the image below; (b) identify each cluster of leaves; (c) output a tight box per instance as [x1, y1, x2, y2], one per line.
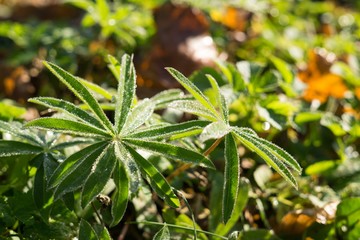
[0, 54, 302, 239]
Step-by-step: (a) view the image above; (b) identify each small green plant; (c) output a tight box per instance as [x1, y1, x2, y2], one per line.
[0, 54, 301, 238]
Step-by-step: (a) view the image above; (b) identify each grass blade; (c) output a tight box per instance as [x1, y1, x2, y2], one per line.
[222, 133, 240, 223]
[126, 120, 210, 140]
[114, 54, 136, 133]
[29, 97, 104, 129]
[125, 145, 180, 208]
[43, 61, 114, 134]
[0, 140, 42, 157]
[166, 68, 218, 117]
[233, 128, 298, 189]
[123, 139, 215, 169]
[81, 144, 116, 208]
[26, 118, 111, 138]
[121, 98, 155, 135]
[110, 143, 129, 227]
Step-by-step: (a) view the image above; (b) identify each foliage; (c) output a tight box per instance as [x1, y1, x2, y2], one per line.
[1, 0, 360, 239]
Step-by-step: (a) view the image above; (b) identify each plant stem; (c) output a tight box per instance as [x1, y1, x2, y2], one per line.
[167, 137, 223, 181]
[127, 221, 228, 239]
[91, 202, 104, 226]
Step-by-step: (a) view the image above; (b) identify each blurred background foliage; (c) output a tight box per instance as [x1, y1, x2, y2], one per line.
[1, 0, 360, 239]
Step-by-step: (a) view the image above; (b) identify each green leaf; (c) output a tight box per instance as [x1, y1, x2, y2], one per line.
[222, 133, 240, 223]
[151, 89, 185, 109]
[79, 219, 98, 240]
[96, 0, 110, 25]
[29, 97, 104, 129]
[216, 178, 250, 236]
[125, 145, 180, 208]
[26, 118, 111, 138]
[110, 145, 129, 227]
[0, 120, 42, 145]
[33, 154, 54, 210]
[233, 128, 298, 189]
[115, 54, 137, 133]
[123, 139, 215, 169]
[153, 224, 170, 240]
[107, 55, 121, 80]
[98, 226, 111, 240]
[305, 160, 339, 175]
[336, 197, 360, 239]
[168, 100, 217, 121]
[43, 61, 114, 134]
[200, 121, 230, 142]
[206, 74, 229, 122]
[81, 144, 116, 208]
[50, 138, 95, 151]
[49, 142, 107, 195]
[270, 55, 293, 83]
[121, 98, 155, 135]
[126, 120, 209, 140]
[79, 78, 113, 101]
[166, 67, 218, 117]
[237, 128, 302, 174]
[0, 140, 42, 157]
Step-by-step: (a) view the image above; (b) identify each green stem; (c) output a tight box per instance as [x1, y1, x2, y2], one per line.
[127, 221, 228, 239]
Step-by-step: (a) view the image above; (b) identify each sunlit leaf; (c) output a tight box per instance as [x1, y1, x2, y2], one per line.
[168, 100, 217, 121]
[43, 61, 114, 134]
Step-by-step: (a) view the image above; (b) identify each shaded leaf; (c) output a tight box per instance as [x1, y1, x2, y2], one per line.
[0, 140, 42, 157]
[153, 224, 170, 240]
[79, 219, 98, 240]
[0, 120, 42, 145]
[125, 145, 180, 208]
[81, 144, 116, 208]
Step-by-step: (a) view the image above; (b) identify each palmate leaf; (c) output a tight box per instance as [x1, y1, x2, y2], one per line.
[78, 78, 113, 101]
[26, 118, 111, 138]
[206, 74, 229, 123]
[81, 144, 116, 208]
[123, 139, 215, 169]
[125, 145, 180, 208]
[222, 133, 240, 223]
[126, 120, 210, 140]
[151, 89, 185, 109]
[232, 128, 298, 189]
[167, 68, 218, 118]
[0, 140, 42, 157]
[29, 97, 104, 129]
[200, 121, 230, 142]
[114, 54, 136, 133]
[0, 120, 42, 145]
[43, 61, 114, 134]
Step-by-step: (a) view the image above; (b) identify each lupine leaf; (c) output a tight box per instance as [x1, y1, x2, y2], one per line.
[233, 129, 298, 189]
[200, 121, 230, 142]
[81, 144, 116, 208]
[107, 55, 121, 80]
[0, 120, 42, 145]
[123, 139, 215, 169]
[26, 118, 111, 138]
[79, 219, 98, 240]
[168, 100, 217, 121]
[29, 97, 104, 129]
[49, 142, 107, 196]
[50, 138, 95, 151]
[247, 132, 302, 174]
[78, 78, 113, 100]
[125, 145, 180, 208]
[206, 74, 229, 122]
[121, 98, 155, 135]
[110, 144, 129, 227]
[126, 120, 210, 140]
[222, 133, 240, 223]
[166, 68, 218, 117]
[98, 227, 111, 240]
[43, 61, 114, 134]
[153, 224, 170, 240]
[115, 54, 136, 133]
[0, 140, 42, 157]
[151, 89, 185, 109]
[33, 154, 53, 210]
